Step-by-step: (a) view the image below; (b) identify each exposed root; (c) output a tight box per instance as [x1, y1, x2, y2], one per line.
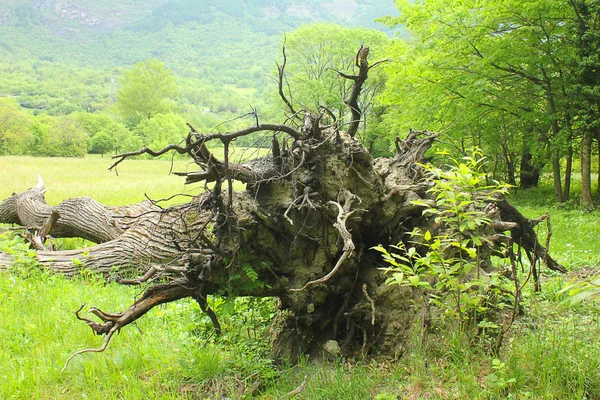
[193, 292, 222, 335]
[363, 284, 376, 326]
[283, 186, 318, 225]
[284, 375, 308, 398]
[117, 266, 159, 285]
[61, 304, 118, 373]
[291, 195, 357, 292]
[62, 281, 199, 372]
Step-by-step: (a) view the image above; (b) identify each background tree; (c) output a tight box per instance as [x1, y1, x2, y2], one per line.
[30, 115, 88, 157]
[116, 59, 178, 127]
[379, 0, 588, 202]
[278, 23, 390, 151]
[89, 131, 114, 157]
[568, 0, 600, 208]
[0, 98, 33, 155]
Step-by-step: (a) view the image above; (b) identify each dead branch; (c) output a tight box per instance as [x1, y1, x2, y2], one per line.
[492, 220, 519, 231]
[284, 375, 308, 398]
[340, 46, 371, 137]
[110, 123, 302, 172]
[363, 283, 376, 326]
[62, 280, 199, 372]
[277, 44, 300, 119]
[117, 266, 159, 285]
[283, 186, 318, 225]
[193, 292, 222, 335]
[493, 196, 566, 273]
[28, 210, 60, 251]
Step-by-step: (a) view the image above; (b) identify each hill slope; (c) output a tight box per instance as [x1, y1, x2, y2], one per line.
[0, 1, 398, 126]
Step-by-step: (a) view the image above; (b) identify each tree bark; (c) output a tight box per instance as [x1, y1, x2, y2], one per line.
[563, 143, 573, 202]
[581, 131, 594, 209]
[551, 151, 564, 203]
[0, 177, 159, 243]
[502, 142, 516, 186]
[519, 151, 540, 189]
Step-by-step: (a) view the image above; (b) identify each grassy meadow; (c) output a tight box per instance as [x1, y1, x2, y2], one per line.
[1, 156, 600, 399]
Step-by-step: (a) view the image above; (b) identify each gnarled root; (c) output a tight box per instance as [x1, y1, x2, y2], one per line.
[62, 280, 200, 372]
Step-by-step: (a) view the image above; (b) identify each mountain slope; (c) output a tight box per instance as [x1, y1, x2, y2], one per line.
[0, 1, 398, 122]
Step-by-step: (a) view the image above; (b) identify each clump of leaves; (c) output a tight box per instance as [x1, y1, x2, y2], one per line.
[558, 276, 600, 305]
[0, 231, 39, 275]
[375, 148, 514, 338]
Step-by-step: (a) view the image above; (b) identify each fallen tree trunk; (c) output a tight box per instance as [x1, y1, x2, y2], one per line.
[0, 47, 564, 368]
[0, 176, 160, 243]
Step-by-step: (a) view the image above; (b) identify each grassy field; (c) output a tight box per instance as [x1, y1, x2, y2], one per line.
[1, 156, 600, 399]
[0, 150, 268, 206]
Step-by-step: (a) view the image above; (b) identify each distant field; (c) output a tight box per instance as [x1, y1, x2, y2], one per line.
[0, 148, 269, 206]
[0, 155, 196, 206]
[223, 84, 258, 98]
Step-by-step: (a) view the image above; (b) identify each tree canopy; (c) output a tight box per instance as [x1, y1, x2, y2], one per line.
[116, 59, 178, 127]
[378, 0, 600, 206]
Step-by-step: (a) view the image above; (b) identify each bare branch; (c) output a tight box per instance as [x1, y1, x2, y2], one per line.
[110, 123, 302, 172]
[62, 280, 199, 372]
[278, 44, 301, 119]
[284, 375, 308, 398]
[363, 283, 375, 325]
[340, 46, 371, 137]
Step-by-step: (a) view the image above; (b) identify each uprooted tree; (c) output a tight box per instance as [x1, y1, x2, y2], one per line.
[0, 47, 564, 370]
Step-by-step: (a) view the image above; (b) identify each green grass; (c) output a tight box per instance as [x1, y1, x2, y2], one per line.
[0, 151, 268, 207]
[508, 185, 600, 269]
[1, 156, 600, 399]
[223, 84, 258, 98]
[0, 155, 199, 206]
[0, 271, 192, 399]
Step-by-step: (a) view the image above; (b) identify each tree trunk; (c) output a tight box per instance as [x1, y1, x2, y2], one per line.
[519, 150, 540, 189]
[581, 131, 594, 209]
[563, 144, 572, 202]
[547, 93, 565, 202]
[502, 143, 516, 186]
[597, 129, 600, 202]
[551, 152, 564, 203]
[0, 176, 159, 243]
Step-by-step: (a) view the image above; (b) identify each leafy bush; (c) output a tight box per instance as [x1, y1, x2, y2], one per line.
[375, 149, 514, 337]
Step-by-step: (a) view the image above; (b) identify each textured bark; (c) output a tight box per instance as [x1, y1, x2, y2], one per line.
[0, 194, 208, 278]
[551, 152, 564, 203]
[0, 177, 159, 243]
[581, 131, 594, 209]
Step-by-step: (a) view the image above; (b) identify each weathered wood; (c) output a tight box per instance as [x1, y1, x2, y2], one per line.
[0, 178, 161, 243]
[28, 210, 60, 251]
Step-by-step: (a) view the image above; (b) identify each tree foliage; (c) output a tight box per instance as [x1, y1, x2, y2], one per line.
[116, 59, 178, 126]
[0, 98, 32, 155]
[278, 23, 391, 153]
[379, 0, 600, 206]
